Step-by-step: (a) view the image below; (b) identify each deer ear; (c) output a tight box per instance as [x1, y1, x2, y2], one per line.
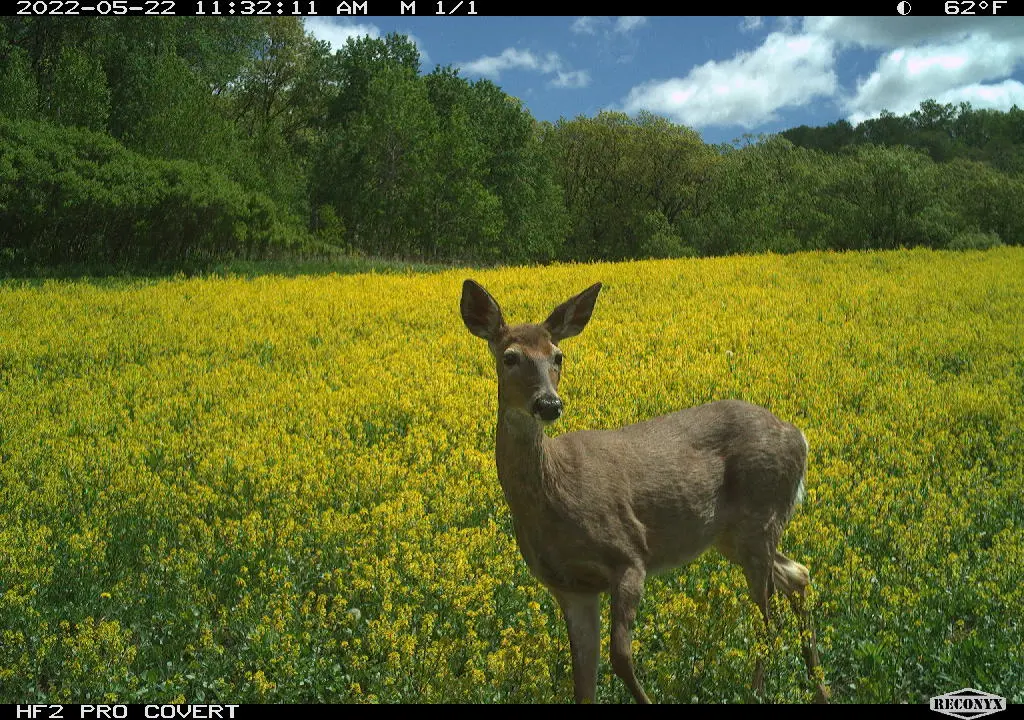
[544, 282, 602, 343]
[461, 279, 506, 341]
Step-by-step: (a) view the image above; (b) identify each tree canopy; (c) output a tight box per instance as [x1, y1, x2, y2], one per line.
[1, 18, 1021, 272]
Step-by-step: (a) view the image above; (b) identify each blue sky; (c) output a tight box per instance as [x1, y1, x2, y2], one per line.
[305, 16, 1024, 146]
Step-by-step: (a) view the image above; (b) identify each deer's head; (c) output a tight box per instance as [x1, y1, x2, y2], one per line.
[460, 279, 602, 424]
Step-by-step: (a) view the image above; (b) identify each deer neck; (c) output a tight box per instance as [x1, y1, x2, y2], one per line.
[495, 406, 553, 508]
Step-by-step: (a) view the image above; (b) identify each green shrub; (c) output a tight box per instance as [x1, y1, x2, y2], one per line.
[0, 117, 312, 270]
[948, 230, 1004, 251]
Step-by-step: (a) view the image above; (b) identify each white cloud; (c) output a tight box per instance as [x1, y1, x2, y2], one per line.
[459, 48, 588, 89]
[937, 79, 1024, 110]
[775, 16, 797, 34]
[551, 70, 591, 89]
[621, 32, 837, 128]
[619, 16, 1024, 130]
[844, 32, 1024, 122]
[460, 48, 561, 78]
[849, 79, 1024, 125]
[614, 17, 647, 34]
[804, 16, 1024, 49]
[304, 18, 379, 50]
[740, 16, 763, 33]
[571, 16, 600, 35]
[571, 16, 647, 36]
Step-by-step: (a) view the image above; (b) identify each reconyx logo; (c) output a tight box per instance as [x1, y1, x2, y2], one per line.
[931, 689, 1007, 719]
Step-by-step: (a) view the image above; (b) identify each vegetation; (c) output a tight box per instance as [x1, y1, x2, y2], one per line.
[2, 18, 1024, 272]
[1, 249, 1022, 703]
[782, 100, 1024, 174]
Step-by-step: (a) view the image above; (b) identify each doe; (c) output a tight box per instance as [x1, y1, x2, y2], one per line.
[460, 279, 829, 704]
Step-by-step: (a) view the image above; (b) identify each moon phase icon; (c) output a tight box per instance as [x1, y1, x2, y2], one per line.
[897, 1, 911, 13]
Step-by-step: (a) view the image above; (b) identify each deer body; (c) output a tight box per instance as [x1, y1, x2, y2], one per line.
[461, 280, 828, 704]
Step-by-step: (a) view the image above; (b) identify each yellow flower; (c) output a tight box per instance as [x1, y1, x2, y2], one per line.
[1, 248, 1021, 703]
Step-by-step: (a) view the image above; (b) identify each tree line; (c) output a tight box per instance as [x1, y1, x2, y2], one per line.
[1, 18, 1020, 271]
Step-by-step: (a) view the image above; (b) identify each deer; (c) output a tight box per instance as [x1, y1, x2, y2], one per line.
[459, 279, 829, 704]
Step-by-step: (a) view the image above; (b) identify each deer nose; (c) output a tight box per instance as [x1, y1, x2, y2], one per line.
[533, 396, 563, 422]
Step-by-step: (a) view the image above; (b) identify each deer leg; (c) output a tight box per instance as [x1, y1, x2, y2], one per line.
[732, 535, 776, 698]
[554, 590, 601, 704]
[773, 552, 830, 704]
[609, 565, 651, 704]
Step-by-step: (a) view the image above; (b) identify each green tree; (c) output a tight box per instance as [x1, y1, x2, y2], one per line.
[547, 111, 717, 261]
[319, 63, 437, 257]
[457, 77, 564, 262]
[624, 112, 716, 257]
[699, 136, 824, 255]
[44, 45, 110, 131]
[908, 99, 958, 162]
[327, 32, 421, 124]
[939, 158, 1024, 245]
[0, 27, 38, 120]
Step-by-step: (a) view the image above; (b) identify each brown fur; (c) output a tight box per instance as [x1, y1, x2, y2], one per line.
[460, 279, 829, 704]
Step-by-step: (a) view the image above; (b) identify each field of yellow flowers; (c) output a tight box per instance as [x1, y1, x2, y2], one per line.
[1, 248, 1022, 704]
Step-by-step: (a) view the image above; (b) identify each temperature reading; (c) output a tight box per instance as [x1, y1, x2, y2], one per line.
[944, 0, 1007, 12]
[436, 0, 475, 13]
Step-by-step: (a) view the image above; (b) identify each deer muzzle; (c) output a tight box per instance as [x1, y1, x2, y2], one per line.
[532, 395, 563, 423]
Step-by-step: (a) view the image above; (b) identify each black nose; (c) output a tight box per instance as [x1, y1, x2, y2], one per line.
[533, 396, 563, 421]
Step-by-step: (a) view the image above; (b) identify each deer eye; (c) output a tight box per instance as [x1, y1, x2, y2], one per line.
[553, 352, 563, 367]
[502, 351, 520, 367]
